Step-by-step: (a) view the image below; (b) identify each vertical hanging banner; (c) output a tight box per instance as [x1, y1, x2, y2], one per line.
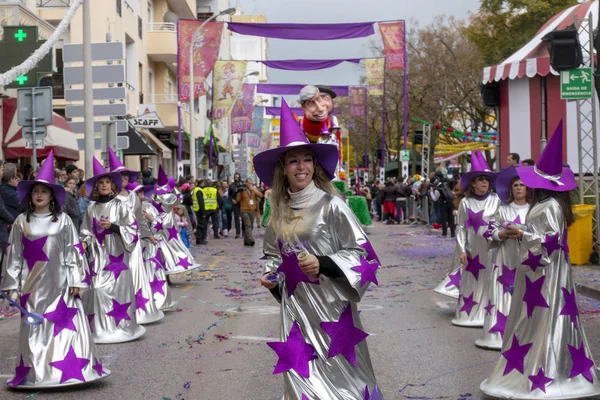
[177, 20, 224, 102]
[246, 106, 264, 149]
[349, 86, 367, 116]
[212, 61, 248, 123]
[378, 21, 405, 70]
[365, 58, 384, 95]
[231, 83, 256, 134]
[258, 118, 273, 152]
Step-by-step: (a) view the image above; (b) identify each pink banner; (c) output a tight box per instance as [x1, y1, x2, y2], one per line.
[379, 21, 405, 70]
[231, 84, 256, 134]
[349, 86, 367, 116]
[178, 19, 224, 102]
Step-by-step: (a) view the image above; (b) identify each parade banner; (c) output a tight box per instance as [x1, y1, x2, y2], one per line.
[231, 83, 256, 134]
[246, 107, 264, 149]
[349, 86, 367, 116]
[212, 61, 248, 123]
[365, 58, 384, 95]
[258, 118, 273, 152]
[378, 21, 405, 70]
[177, 19, 223, 102]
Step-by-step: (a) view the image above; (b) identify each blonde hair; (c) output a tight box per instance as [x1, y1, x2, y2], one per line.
[267, 154, 338, 237]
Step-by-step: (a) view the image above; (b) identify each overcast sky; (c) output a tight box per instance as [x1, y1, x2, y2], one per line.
[232, 0, 482, 85]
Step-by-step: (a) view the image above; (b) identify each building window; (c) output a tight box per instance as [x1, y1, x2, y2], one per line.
[116, 0, 122, 16]
[138, 16, 143, 39]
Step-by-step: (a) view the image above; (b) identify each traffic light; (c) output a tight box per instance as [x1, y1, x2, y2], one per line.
[0, 26, 53, 88]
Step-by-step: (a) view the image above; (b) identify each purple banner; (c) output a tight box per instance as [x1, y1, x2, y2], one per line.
[227, 22, 375, 40]
[261, 59, 361, 71]
[265, 106, 338, 117]
[247, 106, 264, 149]
[232, 83, 256, 134]
[256, 83, 349, 96]
[350, 86, 367, 116]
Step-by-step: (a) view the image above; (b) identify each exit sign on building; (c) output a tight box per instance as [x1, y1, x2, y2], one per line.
[560, 67, 593, 100]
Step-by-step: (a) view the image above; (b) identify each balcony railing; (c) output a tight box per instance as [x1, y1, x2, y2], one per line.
[36, 0, 70, 7]
[152, 94, 177, 103]
[148, 22, 176, 32]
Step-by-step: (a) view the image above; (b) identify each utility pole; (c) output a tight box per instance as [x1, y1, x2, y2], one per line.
[83, 0, 94, 174]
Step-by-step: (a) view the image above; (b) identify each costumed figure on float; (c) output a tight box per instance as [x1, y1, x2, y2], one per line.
[255, 99, 382, 400]
[80, 158, 146, 344]
[481, 121, 600, 399]
[476, 166, 530, 350]
[1, 150, 110, 388]
[108, 149, 164, 325]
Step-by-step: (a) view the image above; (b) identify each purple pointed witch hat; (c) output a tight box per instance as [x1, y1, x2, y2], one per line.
[460, 149, 497, 192]
[85, 157, 123, 197]
[252, 98, 339, 186]
[496, 166, 520, 204]
[517, 119, 576, 192]
[155, 165, 173, 195]
[17, 149, 66, 208]
[127, 182, 155, 199]
[107, 147, 139, 181]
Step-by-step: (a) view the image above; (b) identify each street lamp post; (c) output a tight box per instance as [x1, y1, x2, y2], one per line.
[188, 7, 236, 180]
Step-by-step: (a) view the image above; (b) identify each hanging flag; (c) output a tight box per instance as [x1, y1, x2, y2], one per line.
[177, 19, 224, 102]
[212, 61, 248, 123]
[258, 118, 273, 152]
[231, 84, 256, 134]
[202, 124, 219, 154]
[349, 86, 367, 116]
[378, 21, 405, 70]
[365, 58, 384, 96]
[247, 106, 264, 149]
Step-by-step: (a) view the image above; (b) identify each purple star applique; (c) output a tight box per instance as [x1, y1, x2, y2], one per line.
[277, 245, 319, 297]
[149, 275, 166, 296]
[529, 367, 553, 393]
[74, 242, 85, 255]
[364, 385, 383, 400]
[460, 292, 478, 316]
[522, 250, 544, 272]
[568, 342, 595, 382]
[497, 265, 516, 295]
[43, 297, 78, 337]
[561, 227, 570, 261]
[523, 275, 549, 318]
[177, 256, 193, 269]
[351, 257, 379, 286]
[320, 304, 369, 367]
[502, 334, 533, 376]
[301, 395, 309, 400]
[152, 200, 165, 214]
[465, 254, 486, 280]
[560, 287, 579, 328]
[152, 252, 165, 271]
[106, 298, 132, 326]
[19, 292, 31, 319]
[105, 253, 128, 280]
[445, 269, 461, 289]
[49, 346, 90, 384]
[360, 240, 381, 265]
[7, 355, 31, 387]
[166, 225, 179, 241]
[488, 310, 508, 339]
[92, 218, 112, 245]
[464, 208, 487, 233]
[82, 261, 97, 286]
[22, 234, 49, 271]
[87, 313, 95, 333]
[513, 214, 523, 225]
[484, 299, 494, 316]
[135, 289, 149, 312]
[132, 219, 139, 231]
[154, 219, 164, 232]
[543, 233, 561, 256]
[92, 358, 105, 376]
[266, 321, 317, 378]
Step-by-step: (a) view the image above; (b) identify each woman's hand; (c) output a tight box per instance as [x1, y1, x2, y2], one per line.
[99, 217, 111, 230]
[459, 252, 468, 266]
[298, 254, 320, 278]
[143, 210, 153, 222]
[71, 287, 80, 297]
[504, 225, 521, 239]
[82, 242, 87, 251]
[260, 274, 278, 290]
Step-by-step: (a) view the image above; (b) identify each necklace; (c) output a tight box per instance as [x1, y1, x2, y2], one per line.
[285, 192, 314, 242]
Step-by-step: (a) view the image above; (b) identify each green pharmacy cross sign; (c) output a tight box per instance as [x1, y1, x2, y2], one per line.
[0, 26, 53, 88]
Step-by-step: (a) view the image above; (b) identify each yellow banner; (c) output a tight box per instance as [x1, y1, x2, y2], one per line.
[212, 61, 248, 123]
[365, 58, 384, 96]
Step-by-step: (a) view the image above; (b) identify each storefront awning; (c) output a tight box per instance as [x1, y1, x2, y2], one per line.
[144, 131, 172, 159]
[118, 123, 156, 156]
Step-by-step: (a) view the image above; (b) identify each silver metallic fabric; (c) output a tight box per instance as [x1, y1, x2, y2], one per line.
[453, 193, 501, 327]
[80, 197, 146, 344]
[153, 192, 201, 275]
[481, 198, 600, 399]
[1, 213, 110, 387]
[118, 191, 164, 324]
[433, 247, 461, 299]
[263, 182, 380, 399]
[476, 203, 529, 350]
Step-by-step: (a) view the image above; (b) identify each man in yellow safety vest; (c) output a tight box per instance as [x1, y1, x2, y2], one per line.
[196, 180, 221, 244]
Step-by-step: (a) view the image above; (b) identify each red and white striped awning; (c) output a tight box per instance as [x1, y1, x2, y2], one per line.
[482, 1, 599, 83]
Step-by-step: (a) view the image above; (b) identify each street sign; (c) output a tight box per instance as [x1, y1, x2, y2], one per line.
[207, 170, 214, 180]
[17, 87, 53, 127]
[400, 149, 411, 162]
[63, 65, 126, 85]
[560, 67, 593, 100]
[379, 169, 385, 184]
[363, 171, 369, 182]
[66, 103, 127, 118]
[0, 26, 53, 88]
[65, 87, 126, 102]
[68, 120, 128, 134]
[129, 112, 164, 129]
[218, 153, 232, 166]
[117, 136, 130, 150]
[22, 126, 46, 141]
[63, 42, 125, 63]
[25, 139, 45, 149]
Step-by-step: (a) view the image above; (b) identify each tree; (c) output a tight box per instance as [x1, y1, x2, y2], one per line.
[466, 0, 579, 66]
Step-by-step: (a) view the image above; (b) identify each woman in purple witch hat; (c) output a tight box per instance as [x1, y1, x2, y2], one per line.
[476, 166, 530, 351]
[130, 182, 176, 311]
[0, 150, 110, 388]
[256, 99, 381, 399]
[481, 121, 600, 399]
[107, 148, 164, 325]
[79, 158, 146, 344]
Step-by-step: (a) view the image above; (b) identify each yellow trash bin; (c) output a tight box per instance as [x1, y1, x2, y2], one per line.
[567, 204, 596, 265]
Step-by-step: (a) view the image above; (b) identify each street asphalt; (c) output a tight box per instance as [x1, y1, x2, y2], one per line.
[1, 222, 599, 400]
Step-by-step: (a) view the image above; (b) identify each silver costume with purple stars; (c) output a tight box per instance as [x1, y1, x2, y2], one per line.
[1, 212, 110, 388]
